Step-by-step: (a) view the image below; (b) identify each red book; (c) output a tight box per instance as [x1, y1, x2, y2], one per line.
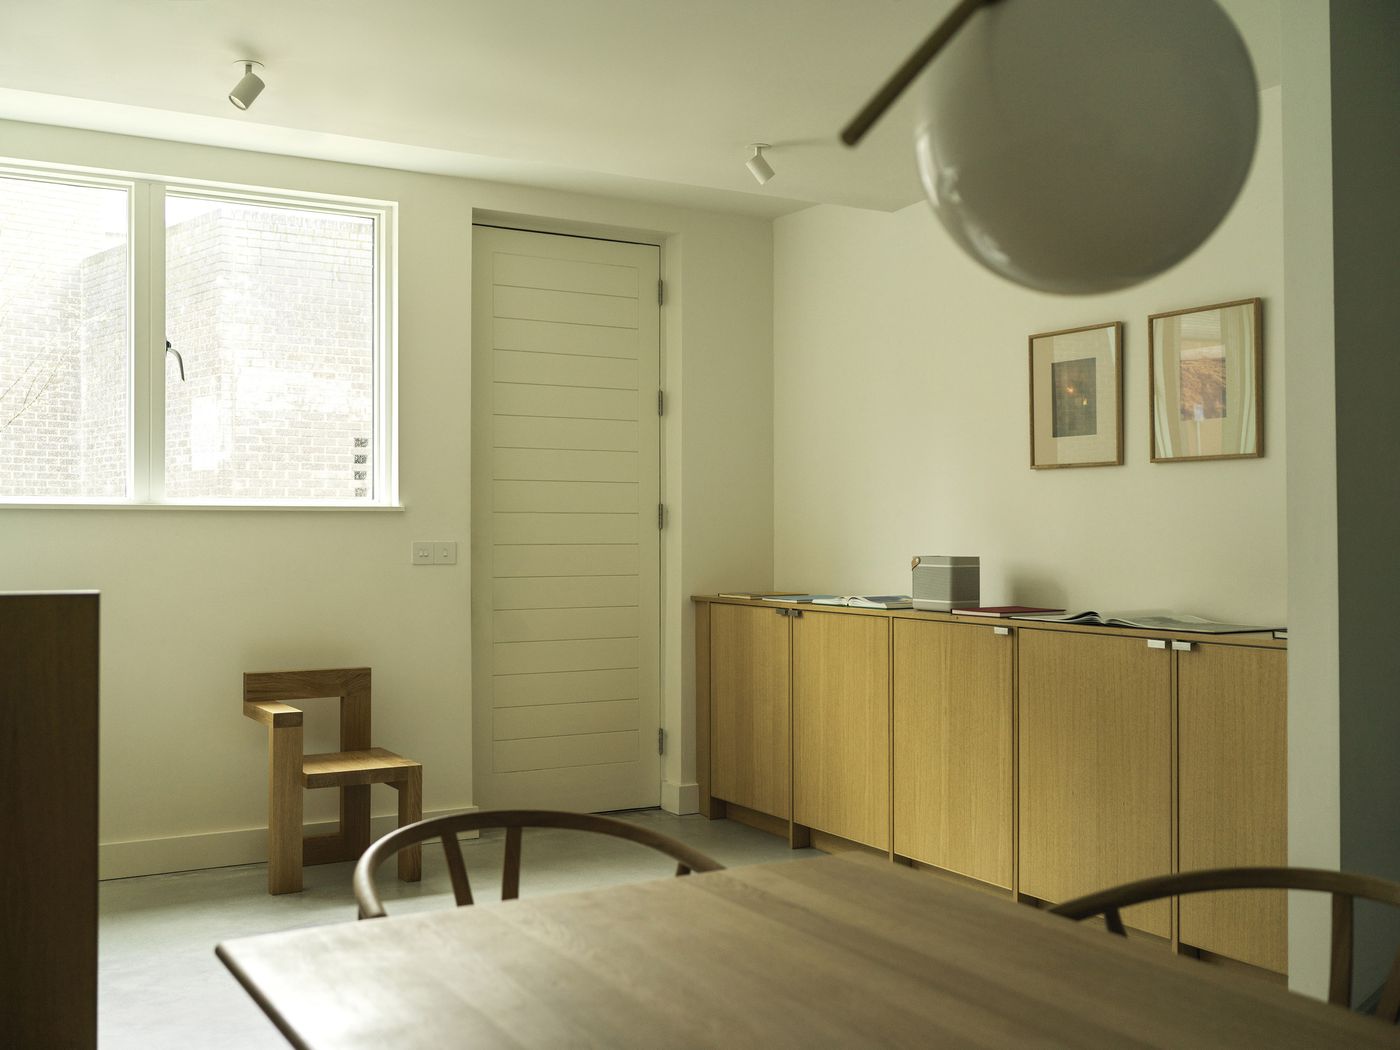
[951, 606, 1066, 618]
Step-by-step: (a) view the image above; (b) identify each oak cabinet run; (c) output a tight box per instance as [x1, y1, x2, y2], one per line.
[893, 619, 1013, 888]
[1018, 629, 1173, 936]
[793, 610, 890, 849]
[710, 603, 791, 818]
[1179, 644, 1288, 972]
[696, 597, 1289, 973]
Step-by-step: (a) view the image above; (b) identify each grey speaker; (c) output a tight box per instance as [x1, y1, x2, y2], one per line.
[911, 555, 980, 612]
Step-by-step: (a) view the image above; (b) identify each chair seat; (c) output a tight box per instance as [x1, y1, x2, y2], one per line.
[301, 748, 421, 789]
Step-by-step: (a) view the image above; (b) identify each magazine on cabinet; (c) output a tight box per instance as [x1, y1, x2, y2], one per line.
[1009, 609, 1280, 634]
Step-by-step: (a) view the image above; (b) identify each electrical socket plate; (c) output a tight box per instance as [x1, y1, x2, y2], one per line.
[434, 542, 457, 565]
[412, 541, 434, 565]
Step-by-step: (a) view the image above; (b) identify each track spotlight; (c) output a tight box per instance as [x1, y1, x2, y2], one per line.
[745, 144, 774, 186]
[229, 61, 266, 111]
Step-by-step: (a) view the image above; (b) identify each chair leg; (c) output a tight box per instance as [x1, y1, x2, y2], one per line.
[342, 784, 372, 862]
[396, 768, 422, 883]
[267, 724, 304, 895]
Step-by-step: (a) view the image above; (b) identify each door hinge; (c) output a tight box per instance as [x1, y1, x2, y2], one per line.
[657, 503, 665, 530]
[657, 278, 665, 305]
[657, 728, 666, 755]
[657, 389, 665, 417]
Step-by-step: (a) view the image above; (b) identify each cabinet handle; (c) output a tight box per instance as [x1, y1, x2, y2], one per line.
[775, 608, 789, 617]
[1147, 639, 1167, 649]
[993, 626, 1010, 636]
[1172, 640, 1193, 652]
[791, 609, 804, 618]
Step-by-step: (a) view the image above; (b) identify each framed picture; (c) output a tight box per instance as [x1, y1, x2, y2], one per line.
[1149, 298, 1262, 462]
[1028, 322, 1123, 469]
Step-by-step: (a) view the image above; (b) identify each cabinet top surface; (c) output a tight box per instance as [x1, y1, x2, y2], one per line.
[692, 596, 1285, 649]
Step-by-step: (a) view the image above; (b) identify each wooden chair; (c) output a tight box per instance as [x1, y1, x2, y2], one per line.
[243, 668, 422, 895]
[352, 809, 725, 919]
[1050, 866, 1400, 1021]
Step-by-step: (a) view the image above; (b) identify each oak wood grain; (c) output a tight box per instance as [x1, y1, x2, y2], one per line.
[243, 701, 304, 728]
[1178, 645, 1288, 971]
[220, 853, 1396, 1050]
[268, 719, 305, 894]
[300, 748, 421, 789]
[692, 596, 1286, 650]
[1018, 629, 1173, 936]
[709, 603, 790, 818]
[893, 619, 1013, 888]
[793, 610, 890, 850]
[244, 667, 417, 893]
[695, 601, 717, 817]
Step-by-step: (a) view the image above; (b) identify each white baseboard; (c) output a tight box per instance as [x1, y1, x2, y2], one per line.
[661, 780, 700, 815]
[99, 805, 478, 880]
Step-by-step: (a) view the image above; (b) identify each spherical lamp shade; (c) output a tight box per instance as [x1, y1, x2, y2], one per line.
[915, 0, 1258, 294]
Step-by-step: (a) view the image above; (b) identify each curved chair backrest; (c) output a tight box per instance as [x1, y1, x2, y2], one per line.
[1050, 866, 1400, 1022]
[354, 809, 725, 919]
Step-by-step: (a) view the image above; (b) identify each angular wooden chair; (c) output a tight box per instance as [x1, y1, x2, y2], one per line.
[243, 668, 422, 895]
[1050, 866, 1400, 1022]
[352, 809, 725, 919]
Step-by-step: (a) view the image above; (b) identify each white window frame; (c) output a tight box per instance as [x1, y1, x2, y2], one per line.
[0, 160, 399, 509]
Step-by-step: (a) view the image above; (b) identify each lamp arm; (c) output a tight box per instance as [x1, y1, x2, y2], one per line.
[840, 0, 1002, 147]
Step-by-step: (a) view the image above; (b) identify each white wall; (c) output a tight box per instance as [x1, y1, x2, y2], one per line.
[773, 88, 1285, 625]
[0, 119, 773, 875]
[1279, 0, 1339, 998]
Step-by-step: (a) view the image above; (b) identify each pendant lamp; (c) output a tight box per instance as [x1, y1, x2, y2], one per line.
[843, 0, 1259, 294]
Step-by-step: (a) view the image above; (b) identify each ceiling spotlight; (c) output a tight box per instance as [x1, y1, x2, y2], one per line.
[746, 144, 774, 186]
[228, 60, 265, 111]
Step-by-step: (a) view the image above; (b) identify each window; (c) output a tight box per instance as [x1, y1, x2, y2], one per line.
[0, 175, 130, 499]
[0, 167, 395, 506]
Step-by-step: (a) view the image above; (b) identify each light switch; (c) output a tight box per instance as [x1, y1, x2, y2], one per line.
[434, 542, 458, 565]
[412, 541, 434, 565]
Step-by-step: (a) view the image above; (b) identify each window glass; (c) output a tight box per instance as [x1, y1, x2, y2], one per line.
[0, 176, 130, 499]
[164, 196, 376, 501]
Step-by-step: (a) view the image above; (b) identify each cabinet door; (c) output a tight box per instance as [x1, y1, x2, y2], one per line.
[1019, 629, 1172, 936]
[1179, 644, 1287, 972]
[793, 611, 890, 849]
[710, 603, 791, 818]
[893, 619, 1013, 887]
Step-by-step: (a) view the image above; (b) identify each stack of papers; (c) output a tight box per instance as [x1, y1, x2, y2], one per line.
[1010, 610, 1280, 634]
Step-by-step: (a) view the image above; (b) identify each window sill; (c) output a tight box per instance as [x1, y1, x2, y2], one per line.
[0, 501, 406, 512]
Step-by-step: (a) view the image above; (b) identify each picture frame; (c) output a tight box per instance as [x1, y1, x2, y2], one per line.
[1028, 321, 1123, 469]
[1148, 297, 1263, 462]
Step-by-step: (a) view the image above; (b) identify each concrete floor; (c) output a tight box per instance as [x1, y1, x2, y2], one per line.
[99, 810, 812, 1049]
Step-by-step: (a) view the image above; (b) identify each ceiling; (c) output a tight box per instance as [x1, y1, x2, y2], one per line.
[0, 0, 1281, 220]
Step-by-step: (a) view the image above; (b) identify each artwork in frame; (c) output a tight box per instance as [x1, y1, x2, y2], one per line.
[1149, 298, 1262, 462]
[1028, 322, 1123, 469]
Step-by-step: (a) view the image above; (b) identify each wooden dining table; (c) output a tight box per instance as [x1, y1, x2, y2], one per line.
[216, 852, 1398, 1048]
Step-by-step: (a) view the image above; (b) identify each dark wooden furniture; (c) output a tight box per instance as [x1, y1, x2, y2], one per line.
[1050, 866, 1400, 1021]
[243, 668, 422, 894]
[218, 853, 1397, 1049]
[1, 591, 100, 1048]
[353, 808, 725, 918]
